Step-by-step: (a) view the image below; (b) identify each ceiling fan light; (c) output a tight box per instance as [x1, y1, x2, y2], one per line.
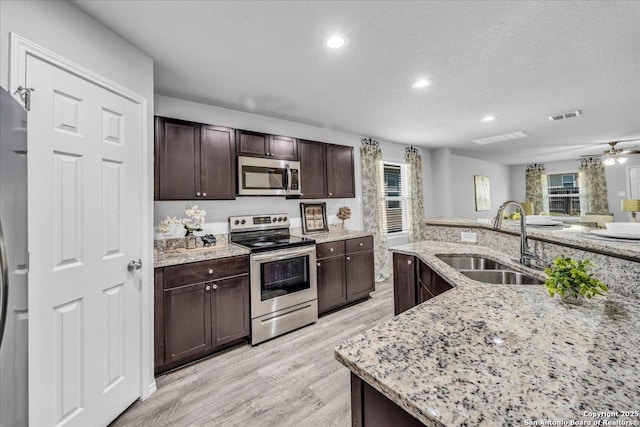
[602, 157, 616, 166]
[617, 156, 628, 164]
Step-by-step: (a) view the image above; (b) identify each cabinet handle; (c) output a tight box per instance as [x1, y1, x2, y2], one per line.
[359, 242, 364, 247]
[212, 284, 218, 290]
[205, 285, 211, 291]
[202, 192, 207, 197]
[408, 260, 413, 265]
[329, 192, 333, 196]
[329, 247, 334, 252]
[208, 269, 213, 274]
[196, 192, 201, 197]
[346, 256, 351, 261]
[317, 262, 321, 267]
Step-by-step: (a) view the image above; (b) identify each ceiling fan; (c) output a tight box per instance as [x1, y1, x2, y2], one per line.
[581, 139, 640, 165]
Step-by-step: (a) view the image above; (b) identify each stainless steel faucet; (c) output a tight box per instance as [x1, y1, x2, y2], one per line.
[493, 201, 542, 268]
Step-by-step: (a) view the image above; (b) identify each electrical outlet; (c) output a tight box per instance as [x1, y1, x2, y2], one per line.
[461, 232, 477, 243]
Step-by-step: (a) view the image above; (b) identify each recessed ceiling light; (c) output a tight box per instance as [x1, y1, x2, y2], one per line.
[411, 78, 432, 89]
[482, 116, 496, 122]
[323, 34, 349, 49]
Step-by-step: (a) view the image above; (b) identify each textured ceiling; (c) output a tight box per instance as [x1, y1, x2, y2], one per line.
[73, 0, 640, 165]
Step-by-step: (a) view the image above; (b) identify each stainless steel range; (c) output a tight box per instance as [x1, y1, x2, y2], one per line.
[229, 214, 317, 345]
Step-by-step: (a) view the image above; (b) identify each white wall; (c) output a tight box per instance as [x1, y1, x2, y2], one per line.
[509, 157, 640, 221]
[430, 150, 511, 219]
[448, 154, 511, 219]
[0, 0, 156, 399]
[155, 95, 430, 246]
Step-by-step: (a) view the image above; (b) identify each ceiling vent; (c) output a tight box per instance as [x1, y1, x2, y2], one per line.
[470, 131, 530, 145]
[548, 110, 582, 121]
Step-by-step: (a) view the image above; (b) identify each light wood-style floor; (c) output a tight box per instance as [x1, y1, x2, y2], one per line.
[111, 278, 394, 427]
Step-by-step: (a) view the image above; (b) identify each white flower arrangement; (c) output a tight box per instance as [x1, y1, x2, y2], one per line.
[182, 205, 206, 235]
[155, 216, 182, 234]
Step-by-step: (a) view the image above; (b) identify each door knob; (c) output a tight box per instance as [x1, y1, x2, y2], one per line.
[196, 192, 201, 197]
[208, 269, 214, 274]
[408, 260, 413, 265]
[205, 285, 211, 291]
[346, 256, 351, 261]
[212, 284, 218, 290]
[202, 192, 207, 197]
[127, 259, 142, 271]
[329, 248, 334, 252]
[317, 262, 321, 267]
[359, 243, 364, 247]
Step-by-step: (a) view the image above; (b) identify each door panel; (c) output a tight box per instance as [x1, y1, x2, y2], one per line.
[298, 140, 326, 198]
[164, 283, 212, 363]
[326, 144, 355, 198]
[156, 117, 199, 199]
[346, 251, 374, 302]
[200, 125, 235, 199]
[392, 253, 416, 315]
[27, 56, 141, 426]
[211, 275, 249, 348]
[269, 135, 297, 160]
[237, 130, 268, 157]
[317, 256, 346, 314]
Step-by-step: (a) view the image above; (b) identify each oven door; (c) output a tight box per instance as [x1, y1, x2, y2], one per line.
[238, 156, 301, 196]
[250, 246, 317, 318]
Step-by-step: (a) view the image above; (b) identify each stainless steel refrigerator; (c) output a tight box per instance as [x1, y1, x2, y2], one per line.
[0, 86, 28, 426]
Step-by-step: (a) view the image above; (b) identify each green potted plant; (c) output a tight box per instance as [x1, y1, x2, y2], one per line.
[544, 256, 608, 305]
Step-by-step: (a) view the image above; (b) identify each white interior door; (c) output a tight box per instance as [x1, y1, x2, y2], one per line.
[26, 55, 142, 426]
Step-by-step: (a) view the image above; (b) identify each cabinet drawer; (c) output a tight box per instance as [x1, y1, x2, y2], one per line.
[163, 255, 249, 289]
[346, 236, 373, 253]
[316, 241, 345, 259]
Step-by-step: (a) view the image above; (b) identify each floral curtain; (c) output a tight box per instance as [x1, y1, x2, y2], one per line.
[579, 157, 610, 214]
[525, 164, 547, 214]
[405, 147, 425, 242]
[360, 138, 391, 282]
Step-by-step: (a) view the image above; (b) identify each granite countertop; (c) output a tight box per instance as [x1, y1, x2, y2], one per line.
[154, 243, 249, 268]
[290, 227, 373, 244]
[425, 217, 640, 261]
[335, 240, 640, 426]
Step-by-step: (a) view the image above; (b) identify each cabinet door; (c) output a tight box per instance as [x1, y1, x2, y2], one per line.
[269, 135, 298, 160]
[237, 130, 268, 157]
[392, 253, 416, 315]
[155, 117, 200, 200]
[154, 269, 165, 369]
[164, 282, 212, 364]
[346, 251, 374, 302]
[211, 275, 250, 348]
[326, 144, 355, 198]
[317, 256, 347, 314]
[200, 125, 236, 200]
[298, 140, 326, 198]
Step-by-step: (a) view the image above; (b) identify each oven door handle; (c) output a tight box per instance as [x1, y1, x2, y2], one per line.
[251, 246, 315, 262]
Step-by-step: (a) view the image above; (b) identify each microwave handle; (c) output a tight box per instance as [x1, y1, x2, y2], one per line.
[285, 164, 291, 191]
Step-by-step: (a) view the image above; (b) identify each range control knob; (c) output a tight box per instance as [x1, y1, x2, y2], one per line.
[234, 220, 240, 225]
[283, 217, 288, 222]
[277, 217, 282, 222]
[272, 217, 277, 222]
[241, 219, 246, 225]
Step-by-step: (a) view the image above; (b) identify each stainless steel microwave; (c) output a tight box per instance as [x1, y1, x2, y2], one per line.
[237, 156, 301, 196]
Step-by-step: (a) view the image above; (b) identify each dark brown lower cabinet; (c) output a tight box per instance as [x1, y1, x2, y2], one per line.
[316, 236, 374, 315]
[393, 254, 453, 314]
[155, 255, 250, 374]
[317, 256, 347, 313]
[350, 373, 424, 427]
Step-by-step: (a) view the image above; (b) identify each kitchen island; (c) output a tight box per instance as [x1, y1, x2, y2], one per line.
[335, 241, 640, 426]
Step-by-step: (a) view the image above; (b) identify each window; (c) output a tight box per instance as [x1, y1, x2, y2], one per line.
[382, 163, 408, 233]
[546, 172, 581, 215]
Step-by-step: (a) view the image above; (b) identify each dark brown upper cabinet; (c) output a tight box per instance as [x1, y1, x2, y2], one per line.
[298, 140, 327, 199]
[326, 144, 355, 198]
[236, 130, 298, 160]
[297, 140, 355, 199]
[155, 116, 235, 200]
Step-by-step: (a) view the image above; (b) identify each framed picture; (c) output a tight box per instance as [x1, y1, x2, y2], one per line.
[474, 175, 491, 211]
[300, 202, 329, 234]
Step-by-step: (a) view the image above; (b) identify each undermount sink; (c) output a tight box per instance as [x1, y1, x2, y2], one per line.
[460, 270, 544, 285]
[435, 255, 509, 270]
